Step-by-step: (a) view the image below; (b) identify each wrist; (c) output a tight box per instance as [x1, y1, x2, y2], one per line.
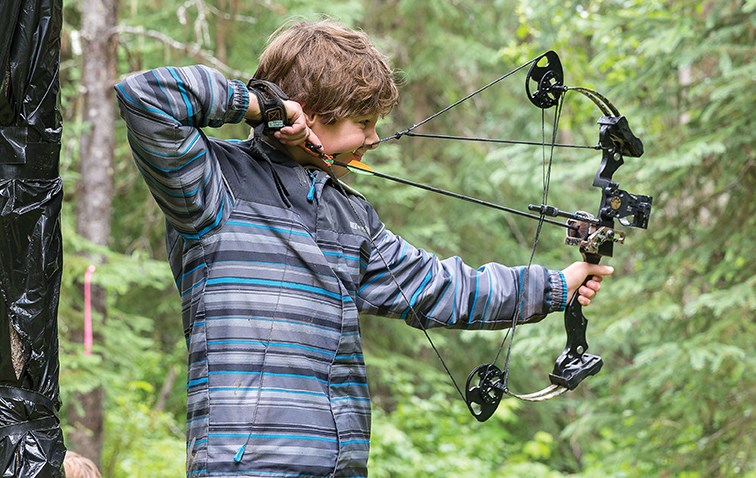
[246, 79, 289, 134]
[551, 269, 569, 312]
[245, 95, 263, 125]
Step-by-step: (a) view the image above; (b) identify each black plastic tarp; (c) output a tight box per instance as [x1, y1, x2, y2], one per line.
[0, 0, 66, 476]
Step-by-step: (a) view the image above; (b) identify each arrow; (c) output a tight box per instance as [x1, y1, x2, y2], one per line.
[332, 159, 575, 230]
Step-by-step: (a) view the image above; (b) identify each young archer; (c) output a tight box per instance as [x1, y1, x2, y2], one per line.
[116, 19, 611, 478]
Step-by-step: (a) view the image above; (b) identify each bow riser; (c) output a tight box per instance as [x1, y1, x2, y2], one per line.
[546, 110, 652, 393]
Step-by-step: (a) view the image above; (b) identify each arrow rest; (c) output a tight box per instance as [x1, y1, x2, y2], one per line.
[465, 364, 506, 422]
[526, 51, 566, 109]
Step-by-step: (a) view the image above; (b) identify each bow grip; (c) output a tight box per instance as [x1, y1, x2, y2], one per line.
[549, 255, 604, 389]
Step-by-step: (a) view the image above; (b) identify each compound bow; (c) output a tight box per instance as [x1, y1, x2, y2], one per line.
[326, 50, 653, 422]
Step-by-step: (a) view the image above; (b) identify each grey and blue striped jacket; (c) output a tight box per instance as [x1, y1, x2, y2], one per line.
[115, 65, 567, 478]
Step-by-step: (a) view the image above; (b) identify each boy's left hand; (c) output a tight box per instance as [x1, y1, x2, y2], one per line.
[561, 261, 615, 307]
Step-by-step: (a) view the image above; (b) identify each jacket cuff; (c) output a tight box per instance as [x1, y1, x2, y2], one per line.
[226, 79, 250, 124]
[549, 269, 568, 312]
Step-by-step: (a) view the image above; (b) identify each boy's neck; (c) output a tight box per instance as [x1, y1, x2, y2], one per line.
[260, 135, 347, 176]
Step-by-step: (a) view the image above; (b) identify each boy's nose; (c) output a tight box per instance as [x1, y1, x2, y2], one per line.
[365, 129, 380, 149]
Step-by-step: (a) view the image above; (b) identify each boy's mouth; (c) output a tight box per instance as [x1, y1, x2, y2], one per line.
[335, 149, 363, 162]
[351, 146, 367, 161]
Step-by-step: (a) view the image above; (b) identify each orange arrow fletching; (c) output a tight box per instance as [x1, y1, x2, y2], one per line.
[346, 160, 374, 175]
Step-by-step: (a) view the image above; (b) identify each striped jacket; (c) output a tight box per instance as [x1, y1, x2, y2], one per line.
[115, 65, 567, 478]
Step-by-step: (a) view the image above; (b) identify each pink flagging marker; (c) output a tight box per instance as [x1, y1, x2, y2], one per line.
[83, 265, 96, 355]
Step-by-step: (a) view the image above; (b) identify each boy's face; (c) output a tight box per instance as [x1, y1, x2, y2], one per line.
[307, 113, 380, 163]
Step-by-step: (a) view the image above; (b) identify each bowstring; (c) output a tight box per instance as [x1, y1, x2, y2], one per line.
[369, 56, 541, 146]
[325, 92, 569, 405]
[495, 92, 566, 394]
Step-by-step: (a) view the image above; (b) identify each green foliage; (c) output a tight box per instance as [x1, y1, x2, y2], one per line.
[57, 219, 186, 472]
[368, 374, 561, 478]
[101, 381, 185, 477]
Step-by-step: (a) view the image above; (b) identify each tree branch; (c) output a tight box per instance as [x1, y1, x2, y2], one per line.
[115, 25, 251, 79]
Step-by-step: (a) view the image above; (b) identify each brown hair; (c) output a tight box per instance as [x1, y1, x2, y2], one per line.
[64, 451, 102, 478]
[254, 20, 399, 124]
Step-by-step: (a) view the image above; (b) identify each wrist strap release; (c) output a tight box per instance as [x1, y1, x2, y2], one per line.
[246, 79, 289, 134]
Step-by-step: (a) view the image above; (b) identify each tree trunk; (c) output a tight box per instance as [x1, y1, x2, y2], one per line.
[68, 0, 118, 467]
[215, 0, 228, 65]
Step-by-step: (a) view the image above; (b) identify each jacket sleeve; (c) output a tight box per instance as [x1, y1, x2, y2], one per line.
[114, 65, 249, 239]
[356, 215, 568, 330]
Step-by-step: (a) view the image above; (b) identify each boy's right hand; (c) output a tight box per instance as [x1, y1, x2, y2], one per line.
[245, 94, 322, 148]
[273, 100, 323, 149]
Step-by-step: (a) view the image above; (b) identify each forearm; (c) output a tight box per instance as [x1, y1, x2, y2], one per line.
[114, 65, 247, 237]
[115, 65, 249, 177]
[116, 65, 248, 128]
[357, 227, 567, 329]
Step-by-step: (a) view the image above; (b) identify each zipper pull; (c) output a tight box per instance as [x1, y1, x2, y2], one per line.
[307, 171, 318, 202]
[234, 443, 247, 463]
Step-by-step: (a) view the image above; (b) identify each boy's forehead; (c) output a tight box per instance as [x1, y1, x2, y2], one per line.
[328, 111, 381, 123]
[353, 112, 380, 120]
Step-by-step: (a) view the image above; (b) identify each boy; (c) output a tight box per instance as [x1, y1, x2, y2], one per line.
[115, 19, 611, 478]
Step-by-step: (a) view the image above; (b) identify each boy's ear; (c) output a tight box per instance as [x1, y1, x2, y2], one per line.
[305, 113, 316, 128]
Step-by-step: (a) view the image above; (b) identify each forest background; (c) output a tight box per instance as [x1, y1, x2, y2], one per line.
[56, 0, 754, 476]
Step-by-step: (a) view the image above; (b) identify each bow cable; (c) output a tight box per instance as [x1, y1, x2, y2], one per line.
[496, 93, 569, 402]
[321, 93, 568, 416]
[391, 132, 600, 150]
[325, 163, 469, 404]
[370, 56, 540, 146]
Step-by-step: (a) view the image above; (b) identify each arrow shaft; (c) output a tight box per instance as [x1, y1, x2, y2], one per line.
[333, 160, 573, 229]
